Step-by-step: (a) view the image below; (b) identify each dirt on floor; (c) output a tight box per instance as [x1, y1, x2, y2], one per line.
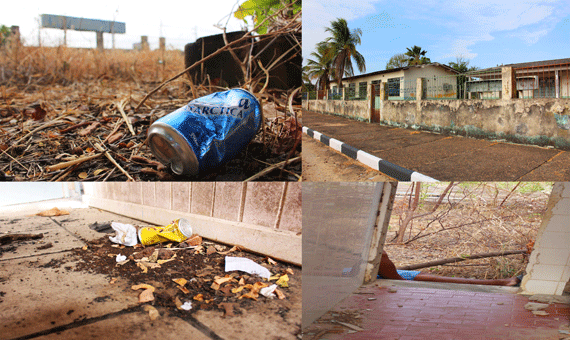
[0, 211, 302, 339]
[68, 234, 301, 323]
[384, 182, 552, 281]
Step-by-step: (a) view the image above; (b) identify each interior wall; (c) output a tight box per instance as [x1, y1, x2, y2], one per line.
[83, 182, 302, 265]
[521, 182, 570, 295]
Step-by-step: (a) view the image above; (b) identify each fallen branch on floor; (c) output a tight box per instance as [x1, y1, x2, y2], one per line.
[396, 249, 527, 271]
[244, 155, 301, 181]
[0, 233, 44, 245]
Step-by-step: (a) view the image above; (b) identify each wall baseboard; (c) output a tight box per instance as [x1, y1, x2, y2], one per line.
[85, 196, 301, 266]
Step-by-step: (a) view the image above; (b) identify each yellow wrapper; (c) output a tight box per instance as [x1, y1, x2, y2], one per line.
[139, 219, 192, 246]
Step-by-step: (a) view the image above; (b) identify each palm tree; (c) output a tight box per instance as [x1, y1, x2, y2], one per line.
[304, 42, 334, 91]
[405, 45, 431, 65]
[322, 18, 366, 87]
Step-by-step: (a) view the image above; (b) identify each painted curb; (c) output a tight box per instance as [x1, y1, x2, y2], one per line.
[303, 126, 438, 182]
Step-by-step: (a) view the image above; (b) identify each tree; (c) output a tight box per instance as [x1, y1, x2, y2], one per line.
[448, 57, 479, 73]
[0, 25, 11, 47]
[448, 57, 479, 99]
[304, 42, 334, 91]
[405, 45, 431, 65]
[234, 0, 301, 34]
[386, 53, 409, 70]
[322, 18, 366, 87]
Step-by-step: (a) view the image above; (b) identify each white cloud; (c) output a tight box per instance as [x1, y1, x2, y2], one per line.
[404, 0, 566, 61]
[438, 39, 478, 60]
[511, 29, 549, 45]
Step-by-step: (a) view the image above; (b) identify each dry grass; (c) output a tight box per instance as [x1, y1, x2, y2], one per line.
[385, 182, 552, 280]
[1, 44, 184, 85]
[0, 43, 301, 181]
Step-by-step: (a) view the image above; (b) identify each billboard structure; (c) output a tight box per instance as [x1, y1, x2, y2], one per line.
[40, 14, 126, 50]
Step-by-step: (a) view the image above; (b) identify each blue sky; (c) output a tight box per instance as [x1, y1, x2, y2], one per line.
[303, 0, 570, 74]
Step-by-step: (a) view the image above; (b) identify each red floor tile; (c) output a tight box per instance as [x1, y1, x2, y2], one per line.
[304, 282, 570, 340]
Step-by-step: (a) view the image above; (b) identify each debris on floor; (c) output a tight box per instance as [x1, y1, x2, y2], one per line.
[72, 218, 300, 321]
[33, 207, 70, 217]
[0, 233, 44, 245]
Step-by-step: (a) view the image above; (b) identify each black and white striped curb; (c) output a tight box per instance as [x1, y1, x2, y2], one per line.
[303, 127, 438, 182]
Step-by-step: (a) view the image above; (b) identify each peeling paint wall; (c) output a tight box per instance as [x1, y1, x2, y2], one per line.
[304, 99, 370, 121]
[306, 97, 570, 149]
[521, 182, 570, 296]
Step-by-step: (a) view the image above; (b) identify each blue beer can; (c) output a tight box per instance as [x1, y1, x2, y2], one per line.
[147, 89, 262, 175]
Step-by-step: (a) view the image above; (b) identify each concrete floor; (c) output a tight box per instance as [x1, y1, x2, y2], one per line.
[303, 279, 570, 340]
[0, 200, 301, 340]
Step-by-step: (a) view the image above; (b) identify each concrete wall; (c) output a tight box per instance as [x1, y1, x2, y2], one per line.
[521, 182, 570, 296]
[304, 93, 570, 149]
[377, 98, 570, 148]
[302, 182, 396, 328]
[83, 182, 302, 265]
[304, 98, 370, 121]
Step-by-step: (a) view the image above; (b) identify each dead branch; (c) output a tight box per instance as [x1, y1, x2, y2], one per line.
[45, 153, 103, 172]
[135, 3, 298, 111]
[93, 143, 134, 181]
[244, 155, 301, 181]
[117, 99, 135, 136]
[403, 214, 520, 245]
[397, 249, 527, 271]
[432, 181, 455, 212]
[499, 182, 521, 207]
[0, 233, 44, 245]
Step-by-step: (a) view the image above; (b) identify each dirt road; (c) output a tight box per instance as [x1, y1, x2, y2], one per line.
[302, 134, 395, 182]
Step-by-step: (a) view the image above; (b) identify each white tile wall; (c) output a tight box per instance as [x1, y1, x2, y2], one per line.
[522, 182, 570, 296]
[525, 280, 559, 295]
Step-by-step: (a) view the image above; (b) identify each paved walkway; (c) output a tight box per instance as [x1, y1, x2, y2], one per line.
[303, 110, 570, 181]
[303, 280, 570, 340]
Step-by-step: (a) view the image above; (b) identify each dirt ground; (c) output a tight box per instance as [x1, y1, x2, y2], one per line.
[301, 134, 394, 182]
[385, 182, 553, 281]
[0, 206, 301, 340]
[1, 80, 301, 182]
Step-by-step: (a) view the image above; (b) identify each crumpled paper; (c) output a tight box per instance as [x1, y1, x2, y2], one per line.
[224, 256, 271, 279]
[109, 222, 138, 247]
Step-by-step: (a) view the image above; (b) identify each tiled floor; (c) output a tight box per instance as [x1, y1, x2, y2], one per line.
[304, 280, 570, 340]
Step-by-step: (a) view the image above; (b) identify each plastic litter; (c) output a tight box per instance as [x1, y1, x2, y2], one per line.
[224, 256, 271, 279]
[260, 284, 278, 298]
[109, 222, 138, 247]
[180, 301, 192, 310]
[115, 254, 127, 262]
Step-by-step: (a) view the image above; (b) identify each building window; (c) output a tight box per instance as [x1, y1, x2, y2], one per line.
[387, 78, 400, 97]
[358, 82, 367, 98]
[347, 83, 356, 98]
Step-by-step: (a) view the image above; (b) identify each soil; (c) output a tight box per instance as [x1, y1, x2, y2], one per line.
[66, 235, 302, 332]
[301, 134, 394, 182]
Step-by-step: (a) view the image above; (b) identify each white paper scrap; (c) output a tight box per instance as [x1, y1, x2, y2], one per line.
[116, 254, 127, 262]
[181, 301, 192, 310]
[260, 284, 278, 298]
[224, 256, 271, 279]
[109, 222, 138, 247]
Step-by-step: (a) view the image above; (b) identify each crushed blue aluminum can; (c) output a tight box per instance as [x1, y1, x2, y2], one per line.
[147, 89, 262, 175]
